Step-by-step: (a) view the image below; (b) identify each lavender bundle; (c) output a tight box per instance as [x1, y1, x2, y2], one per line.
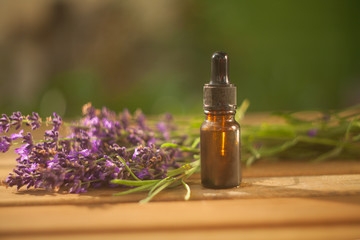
[1, 103, 199, 203]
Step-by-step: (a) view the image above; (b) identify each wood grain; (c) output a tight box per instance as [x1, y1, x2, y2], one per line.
[1, 196, 360, 237]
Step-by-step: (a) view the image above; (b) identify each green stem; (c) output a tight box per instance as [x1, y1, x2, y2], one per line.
[139, 179, 175, 204]
[148, 177, 174, 196]
[140, 173, 187, 204]
[111, 179, 158, 186]
[181, 179, 191, 201]
[260, 138, 299, 156]
[160, 143, 199, 153]
[313, 145, 343, 162]
[113, 183, 155, 196]
[116, 156, 141, 181]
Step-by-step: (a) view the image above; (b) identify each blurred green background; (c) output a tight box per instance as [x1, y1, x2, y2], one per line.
[0, 0, 359, 118]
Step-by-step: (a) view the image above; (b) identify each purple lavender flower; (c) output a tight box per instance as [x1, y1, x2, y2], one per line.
[102, 118, 114, 130]
[307, 129, 318, 138]
[26, 112, 41, 130]
[6, 149, 40, 190]
[135, 109, 148, 130]
[74, 129, 91, 151]
[9, 112, 23, 130]
[0, 136, 11, 153]
[82, 102, 96, 118]
[127, 128, 146, 145]
[1, 111, 41, 133]
[6, 173, 24, 190]
[101, 106, 117, 121]
[42, 113, 62, 149]
[137, 168, 150, 179]
[79, 149, 91, 157]
[164, 113, 173, 122]
[156, 122, 170, 140]
[0, 114, 10, 133]
[38, 161, 66, 192]
[109, 143, 130, 159]
[105, 159, 122, 178]
[44, 129, 59, 148]
[52, 113, 62, 131]
[23, 132, 34, 146]
[14, 132, 35, 160]
[85, 115, 100, 127]
[131, 145, 177, 179]
[15, 144, 30, 160]
[156, 112, 177, 141]
[120, 109, 131, 129]
[11, 130, 24, 140]
[3, 104, 188, 194]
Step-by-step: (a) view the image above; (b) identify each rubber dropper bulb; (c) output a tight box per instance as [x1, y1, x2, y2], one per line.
[210, 51, 229, 85]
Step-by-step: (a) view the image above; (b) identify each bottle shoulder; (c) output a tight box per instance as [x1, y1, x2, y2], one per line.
[201, 119, 240, 131]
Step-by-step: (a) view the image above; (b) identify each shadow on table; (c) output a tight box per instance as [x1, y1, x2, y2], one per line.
[5, 174, 359, 209]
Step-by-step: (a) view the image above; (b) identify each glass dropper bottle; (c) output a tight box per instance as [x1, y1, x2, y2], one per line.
[200, 51, 241, 189]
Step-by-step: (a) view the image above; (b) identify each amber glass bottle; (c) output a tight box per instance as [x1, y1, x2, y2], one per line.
[200, 52, 241, 189]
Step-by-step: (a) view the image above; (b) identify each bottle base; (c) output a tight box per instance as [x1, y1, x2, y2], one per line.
[201, 181, 241, 189]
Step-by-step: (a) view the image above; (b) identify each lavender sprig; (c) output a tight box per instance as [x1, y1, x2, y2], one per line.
[111, 158, 200, 203]
[2, 103, 198, 199]
[240, 103, 360, 165]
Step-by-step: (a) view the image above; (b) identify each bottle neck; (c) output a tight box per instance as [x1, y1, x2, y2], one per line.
[204, 110, 236, 122]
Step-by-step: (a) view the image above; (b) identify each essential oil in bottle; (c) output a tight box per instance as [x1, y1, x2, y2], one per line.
[200, 51, 241, 189]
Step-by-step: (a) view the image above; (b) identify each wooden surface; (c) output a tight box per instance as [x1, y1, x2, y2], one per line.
[1, 156, 360, 239]
[1, 115, 360, 239]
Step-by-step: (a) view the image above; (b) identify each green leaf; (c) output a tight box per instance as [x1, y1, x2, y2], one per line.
[160, 143, 178, 148]
[256, 124, 297, 138]
[140, 179, 175, 204]
[260, 138, 299, 156]
[191, 137, 200, 148]
[313, 145, 343, 163]
[160, 143, 199, 153]
[167, 163, 191, 177]
[148, 177, 173, 196]
[113, 183, 155, 196]
[236, 99, 250, 122]
[111, 179, 159, 186]
[181, 179, 191, 201]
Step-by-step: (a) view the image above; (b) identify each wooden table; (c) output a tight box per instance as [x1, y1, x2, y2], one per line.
[1, 115, 360, 239]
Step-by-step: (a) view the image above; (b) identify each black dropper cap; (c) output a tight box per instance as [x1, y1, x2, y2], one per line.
[203, 51, 237, 111]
